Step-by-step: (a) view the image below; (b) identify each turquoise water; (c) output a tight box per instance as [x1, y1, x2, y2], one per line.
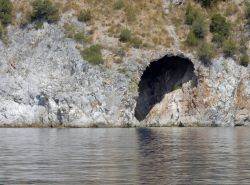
[0, 128, 250, 184]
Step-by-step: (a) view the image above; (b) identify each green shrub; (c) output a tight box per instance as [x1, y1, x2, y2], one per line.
[223, 39, 237, 57]
[186, 31, 198, 46]
[113, 0, 124, 10]
[210, 14, 230, 36]
[239, 37, 247, 53]
[119, 28, 131, 42]
[185, 5, 206, 46]
[198, 0, 219, 7]
[74, 31, 88, 43]
[130, 36, 142, 48]
[63, 23, 90, 44]
[192, 16, 206, 38]
[198, 42, 214, 63]
[185, 4, 206, 38]
[31, 0, 59, 24]
[0, 22, 8, 43]
[81, 45, 104, 65]
[0, 0, 13, 26]
[0, 22, 3, 38]
[245, 2, 250, 24]
[210, 14, 230, 44]
[240, 50, 249, 67]
[185, 4, 201, 25]
[212, 33, 224, 46]
[77, 9, 91, 22]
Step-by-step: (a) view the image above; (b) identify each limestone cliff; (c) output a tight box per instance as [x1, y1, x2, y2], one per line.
[0, 1, 249, 127]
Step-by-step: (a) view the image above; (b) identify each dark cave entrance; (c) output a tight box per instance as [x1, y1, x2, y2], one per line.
[135, 56, 197, 121]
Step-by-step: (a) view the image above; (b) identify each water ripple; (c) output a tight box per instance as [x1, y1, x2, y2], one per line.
[0, 128, 250, 184]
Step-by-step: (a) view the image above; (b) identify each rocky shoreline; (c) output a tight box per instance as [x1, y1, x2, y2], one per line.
[0, 122, 230, 128]
[0, 121, 246, 128]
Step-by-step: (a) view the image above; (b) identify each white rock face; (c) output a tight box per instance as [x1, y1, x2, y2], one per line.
[0, 23, 137, 127]
[0, 23, 249, 127]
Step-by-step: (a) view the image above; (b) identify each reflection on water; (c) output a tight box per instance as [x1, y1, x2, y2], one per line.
[0, 128, 250, 184]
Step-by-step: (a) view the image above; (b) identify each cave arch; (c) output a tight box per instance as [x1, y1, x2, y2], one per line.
[135, 55, 197, 121]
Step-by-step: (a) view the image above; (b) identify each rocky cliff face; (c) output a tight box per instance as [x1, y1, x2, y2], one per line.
[144, 56, 250, 126]
[0, 14, 249, 127]
[0, 23, 138, 127]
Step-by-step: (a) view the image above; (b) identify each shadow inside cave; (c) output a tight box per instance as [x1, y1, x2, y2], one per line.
[135, 56, 197, 121]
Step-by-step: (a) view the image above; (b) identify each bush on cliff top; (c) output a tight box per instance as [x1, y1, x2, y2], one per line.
[210, 14, 230, 45]
[0, 0, 13, 26]
[31, 0, 59, 24]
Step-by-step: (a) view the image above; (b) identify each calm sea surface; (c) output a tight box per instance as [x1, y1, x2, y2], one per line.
[0, 128, 250, 184]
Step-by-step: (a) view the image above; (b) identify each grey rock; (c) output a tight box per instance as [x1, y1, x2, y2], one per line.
[0, 20, 249, 127]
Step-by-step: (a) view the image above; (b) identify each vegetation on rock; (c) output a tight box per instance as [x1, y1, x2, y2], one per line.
[186, 31, 198, 46]
[0, 0, 13, 26]
[185, 5, 206, 46]
[198, 0, 220, 7]
[63, 23, 90, 45]
[81, 45, 104, 65]
[0, 22, 3, 39]
[130, 36, 142, 48]
[240, 51, 249, 67]
[223, 39, 237, 57]
[119, 28, 131, 42]
[74, 31, 88, 44]
[113, 0, 124, 10]
[7, 0, 250, 66]
[245, 1, 250, 24]
[198, 42, 214, 64]
[31, 0, 59, 25]
[77, 9, 91, 23]
[125, 6, 137, 23]
[192, 16, 206, 39]
[185, 5, 201, 25]
[210, 14, 230, 45]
